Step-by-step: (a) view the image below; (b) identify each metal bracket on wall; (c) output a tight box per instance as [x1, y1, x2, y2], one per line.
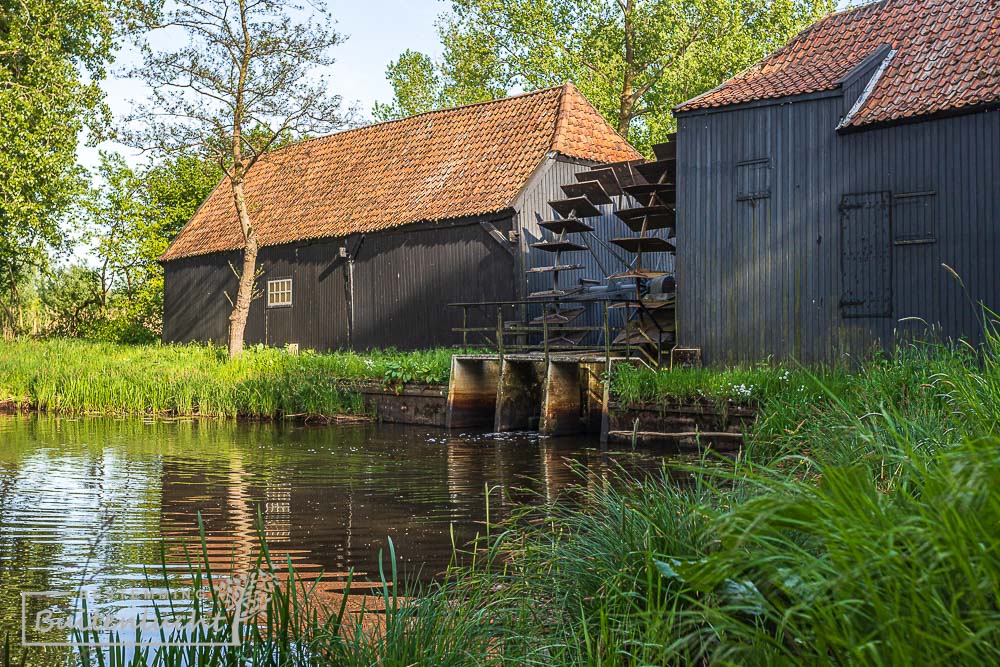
[480, 221, 517, 256]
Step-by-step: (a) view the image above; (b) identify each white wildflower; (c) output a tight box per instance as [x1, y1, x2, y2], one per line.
[729, 383, 753, 400]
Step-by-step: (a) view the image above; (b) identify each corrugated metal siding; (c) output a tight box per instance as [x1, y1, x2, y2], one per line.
[677, 92, 1000, 365]
[162, 216, 517, 350]
[514, 155, 674, 337]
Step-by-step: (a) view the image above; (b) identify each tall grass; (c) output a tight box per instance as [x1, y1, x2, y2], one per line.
[6, 334, 999, 664]
[410, 335, 1000, 665]
[0, 339, 461, 419]
[12, 328, 1000, 666]
[5, 516, 506, 667]
[611, 360, 850, 407]
[611, 338, 989, 465]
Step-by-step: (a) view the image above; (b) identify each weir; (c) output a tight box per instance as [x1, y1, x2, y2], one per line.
[446, 354, 618, 438]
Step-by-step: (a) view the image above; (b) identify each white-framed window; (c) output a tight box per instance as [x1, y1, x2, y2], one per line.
[267, 278, 293, 308]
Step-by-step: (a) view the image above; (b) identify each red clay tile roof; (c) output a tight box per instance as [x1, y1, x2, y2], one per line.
[161, 84, 640, 261]
[675, 0, 1000, 127]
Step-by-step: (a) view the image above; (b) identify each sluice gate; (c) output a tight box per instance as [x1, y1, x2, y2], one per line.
[445, 354, 615, 439]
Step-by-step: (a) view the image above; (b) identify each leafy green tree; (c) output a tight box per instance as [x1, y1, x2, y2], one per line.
[70, 151, 221, 342]
[129, 0, 346, 359]
[375, 0, 834, 151]
[82, 153, 153, 308]
[0, 0, 115, 335]
[38, 264, 105, 338]
[144, 153, 224, 242]
[372, 50, 444, 122]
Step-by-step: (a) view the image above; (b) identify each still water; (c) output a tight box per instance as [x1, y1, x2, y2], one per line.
[0, 415, 685, 647]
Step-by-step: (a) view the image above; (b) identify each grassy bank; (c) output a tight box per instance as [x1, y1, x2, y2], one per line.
[611, 337, 997, 461]
[2, 333, 989, 666]
[3, 335, 999, 664]
[0, 338, 458, 419]
[398, 333, 998, 664]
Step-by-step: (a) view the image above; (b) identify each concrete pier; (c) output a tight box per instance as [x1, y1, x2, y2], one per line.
[445, 356, 501, 429]
[446, 354, 617, 437]
[494, 357, 546, 432]
[539, 360, 584, 436]
[536, 360, 609, 436]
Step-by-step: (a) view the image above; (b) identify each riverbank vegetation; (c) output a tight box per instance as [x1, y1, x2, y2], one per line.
[0, 339, 458, 419]
[3, 332, 994, 665]
[388, 334, 998, 664]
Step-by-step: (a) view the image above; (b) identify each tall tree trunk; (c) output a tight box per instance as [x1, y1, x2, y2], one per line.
[227, 178, 258, 359]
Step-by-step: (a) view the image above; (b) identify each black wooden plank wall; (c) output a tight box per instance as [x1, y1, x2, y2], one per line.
[676, 92, 1000, 365]
[162, 216, 517, 351]
[163, 251, 241, 346]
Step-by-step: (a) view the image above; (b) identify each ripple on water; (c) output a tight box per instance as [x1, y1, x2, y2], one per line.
[0, 415, 687, 646]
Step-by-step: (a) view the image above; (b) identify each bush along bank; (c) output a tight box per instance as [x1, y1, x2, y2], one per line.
[0, 339, 463, 420]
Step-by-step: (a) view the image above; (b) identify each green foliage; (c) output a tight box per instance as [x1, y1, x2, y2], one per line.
[372, 50, 444, 122]
[374, 0, 834, 152]
[20, 151, 221, 344]
[143, 152, 224, 239]
[7, 336, 999, 665]
[67, 151, 222, 342]
[610, 339, 988, 464]
[0, 339, 464, 418]
[0, 0, 117, 333]
[611, 360, 846, 407]
[380, 351, 454, 390]
[37, 265, 106, 337]
[447, 439, 1000, 665]
[350, 337, 999, 665]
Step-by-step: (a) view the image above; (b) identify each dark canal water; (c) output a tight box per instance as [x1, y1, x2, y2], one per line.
[0, 415, 690, 649]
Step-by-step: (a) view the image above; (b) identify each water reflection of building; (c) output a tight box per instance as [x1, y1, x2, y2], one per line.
[156, 426, 631, 593]
[263, 480, 291, 543]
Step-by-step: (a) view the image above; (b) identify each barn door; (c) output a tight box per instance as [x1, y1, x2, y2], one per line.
[839, 192, 892, 318]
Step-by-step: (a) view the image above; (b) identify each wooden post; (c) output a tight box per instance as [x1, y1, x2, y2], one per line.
[543, 311, 549, 363]
[603, 300, 610, 365]
[462, 306, 468, 347]
[497, 308, 504, 364]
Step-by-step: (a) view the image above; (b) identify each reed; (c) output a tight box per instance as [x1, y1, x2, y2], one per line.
[0, 339, 460, 419]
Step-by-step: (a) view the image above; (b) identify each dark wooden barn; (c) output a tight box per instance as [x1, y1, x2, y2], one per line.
[159, 85, 641, 350]
[673, 0, 1000, 365]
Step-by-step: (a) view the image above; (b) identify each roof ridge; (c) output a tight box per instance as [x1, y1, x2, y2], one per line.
[824, 0, 888, 20]
[391, 83, 568, 123]
[160, 84, 641, 262]
[257, 85, 570, 162]
[549, 82, 571, 152]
